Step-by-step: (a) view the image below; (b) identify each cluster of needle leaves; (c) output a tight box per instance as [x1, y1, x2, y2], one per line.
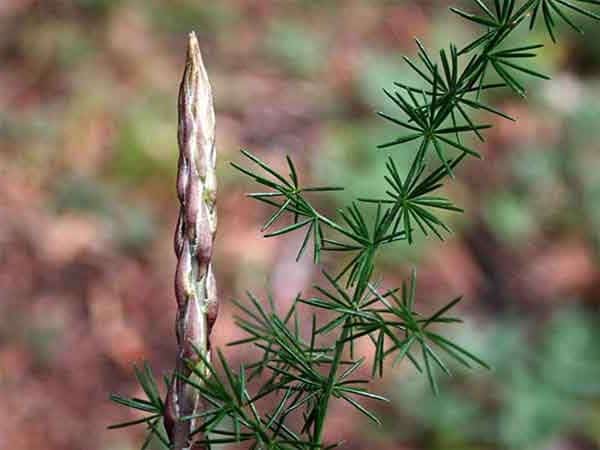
[111, 1, 600, 449]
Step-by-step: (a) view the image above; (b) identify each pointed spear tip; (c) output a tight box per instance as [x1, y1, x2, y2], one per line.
[188, 31, 199, 51]
[187, 31, 201, 66]
[184, 31, 212, 96]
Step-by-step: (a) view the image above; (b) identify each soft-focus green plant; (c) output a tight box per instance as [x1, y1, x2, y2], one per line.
[111, 1, 600, 448]
[389, 309, 600, 450]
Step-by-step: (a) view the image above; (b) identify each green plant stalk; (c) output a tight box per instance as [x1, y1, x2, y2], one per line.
[311, 254, 376, 446]
[313, 322, 350, 446]
[164, 32, 218, 450]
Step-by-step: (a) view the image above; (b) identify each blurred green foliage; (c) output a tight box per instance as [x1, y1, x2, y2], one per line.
[387, 309, 600, 450]
[265, 21, 326, 77]
[149, 1, 239, 34]
[484, 192, 536, 242]
[53, 176, 158, 254]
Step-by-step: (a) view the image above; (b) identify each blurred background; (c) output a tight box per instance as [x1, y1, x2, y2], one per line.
[2, 1, 600, 449]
